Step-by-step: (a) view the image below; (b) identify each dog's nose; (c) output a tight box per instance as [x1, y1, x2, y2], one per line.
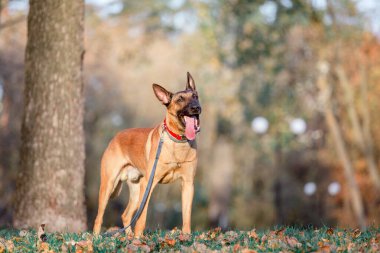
[191, 105, 201, 114]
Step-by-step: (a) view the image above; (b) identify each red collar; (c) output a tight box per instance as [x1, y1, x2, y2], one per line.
[163, 118, 187, 141]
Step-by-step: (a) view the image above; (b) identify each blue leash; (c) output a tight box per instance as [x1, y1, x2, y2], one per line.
[104, 133, 165, 237]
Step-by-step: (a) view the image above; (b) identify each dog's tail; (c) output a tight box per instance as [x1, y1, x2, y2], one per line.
[110, 180, 122, 199]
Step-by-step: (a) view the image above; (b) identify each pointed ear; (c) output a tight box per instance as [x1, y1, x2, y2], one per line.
[152, 84, 172, 105]
[186, 72, 196, 91]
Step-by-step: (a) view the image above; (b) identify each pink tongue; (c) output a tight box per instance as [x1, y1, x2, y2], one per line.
[184, 116, 196, 140]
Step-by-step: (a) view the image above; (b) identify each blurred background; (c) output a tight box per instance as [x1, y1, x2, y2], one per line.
[1, 0, 380, 230]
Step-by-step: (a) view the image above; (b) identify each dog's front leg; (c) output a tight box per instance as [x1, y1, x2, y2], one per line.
[181, 178, 194, 234]
[134, 177, 158, 237]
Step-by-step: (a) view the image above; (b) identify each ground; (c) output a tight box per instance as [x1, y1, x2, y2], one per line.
[0, 226, 379, 252]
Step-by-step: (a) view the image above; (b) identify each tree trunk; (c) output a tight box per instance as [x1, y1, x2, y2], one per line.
[317, 62, 366, 229]
[336, 65, 380, 190]
[13, 0, 86, 232]
[208, 137, 233, 229]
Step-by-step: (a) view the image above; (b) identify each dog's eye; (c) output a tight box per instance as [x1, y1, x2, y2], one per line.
[177, 96, 184, 103]
[192, 94, 198, 99]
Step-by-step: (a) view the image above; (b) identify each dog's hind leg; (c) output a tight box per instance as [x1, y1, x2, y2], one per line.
[93, 147, 125, 234]
[121, 175, 141, 235]
[93, 174, 113, 234]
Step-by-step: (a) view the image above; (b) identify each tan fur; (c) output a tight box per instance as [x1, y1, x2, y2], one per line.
[93, 77, 199, 237]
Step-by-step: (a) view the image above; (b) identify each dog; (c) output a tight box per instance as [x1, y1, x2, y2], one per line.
[93, 72, 201, 237]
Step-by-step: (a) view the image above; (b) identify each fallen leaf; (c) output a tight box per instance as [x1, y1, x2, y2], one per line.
[61, 243, 69, 253]
[318, 245, 331, 253]
[241, 249, 258, 253]
[193, 242, 207, 252]
[224, 231, 238, 243]
[248, 229, 258, 240]
[352, 229, 361, 238]
[321, 238, 330, 243]
[326, 228, 334, 235]
[180, 245, 192, 252]
[38, 242, 50, 253]
[5, 240, 14, 252]
[233, 243, 241, 252]
[208, 227, 221, 239]
[0, 239, 14, 253]
[261, 234, 268, 243]
[178, 233, 191, 242]
[285, 236, 301, 248]
[267, 238, 286, 249]
[170, 227, 178, 232]
[275, 227, 285, 236]
[336, 246, 345, 252]
[132, 239, 144, 246]
[347, 242, 356, 251]
[165, 237, 176, 247]
[76, 240, 93, 253]
[196, 233, 206, 240]
[19, 230, 28, 237]
[370, 241, 379, 252]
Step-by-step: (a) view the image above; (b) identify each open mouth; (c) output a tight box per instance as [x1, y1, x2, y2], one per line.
[182, 115, 200, 140]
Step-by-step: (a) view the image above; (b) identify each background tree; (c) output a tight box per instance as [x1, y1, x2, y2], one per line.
[13, 0, 86, 232]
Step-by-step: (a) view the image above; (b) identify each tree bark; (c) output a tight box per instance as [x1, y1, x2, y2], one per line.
[317, 62, 366, 229]
[13, 0, 87, 232]
[336, 65, 380, 190]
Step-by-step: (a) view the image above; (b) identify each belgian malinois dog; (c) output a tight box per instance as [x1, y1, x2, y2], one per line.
[93, 72, 201, 237]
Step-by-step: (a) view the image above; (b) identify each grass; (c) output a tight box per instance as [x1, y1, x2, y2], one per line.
[0, 226, 379, 252]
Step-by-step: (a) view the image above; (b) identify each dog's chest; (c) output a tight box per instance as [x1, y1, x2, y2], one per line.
[157, 135, 197, 183]
[160, 139, 196, 167]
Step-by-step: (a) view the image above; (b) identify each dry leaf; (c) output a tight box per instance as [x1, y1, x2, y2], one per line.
[285, 236, 301, 248]
[352, 229, 361, 238]
[248, 229, 258, 240]
[261, 234, 268, 243]
[178, 233, 191, 242]
[208, 227, 222, 239]
[165, 237, 176, 247]
[180, 245, 192, 252]
[321, 238, 330, 243]
[326, 228, 334, 235]
[196, 233, 206, 240]
[19, 230, 28, 237]
[0, 239, 14, 253]
[347, 242, 356, 251]
[38, 242, 50, 253]
[193, 242, 207, 252]
[61, 243, 69, 253]
[318, 245, 331, 253]
[241, 249, 258, 253]
[233, 243, 241, 252]
[169, 227, 178, 235]
[370, 241, 379, 252]
[5, 241, 14, 252]
[132, 239, 143, 246]
[76, 240, 93, 253]
[336, 246, 345, 252]
[225, 231, 238, 243]
[275, 227, 285, 236]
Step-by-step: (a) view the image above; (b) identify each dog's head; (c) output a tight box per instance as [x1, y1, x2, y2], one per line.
[153, 72, 201, 140]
